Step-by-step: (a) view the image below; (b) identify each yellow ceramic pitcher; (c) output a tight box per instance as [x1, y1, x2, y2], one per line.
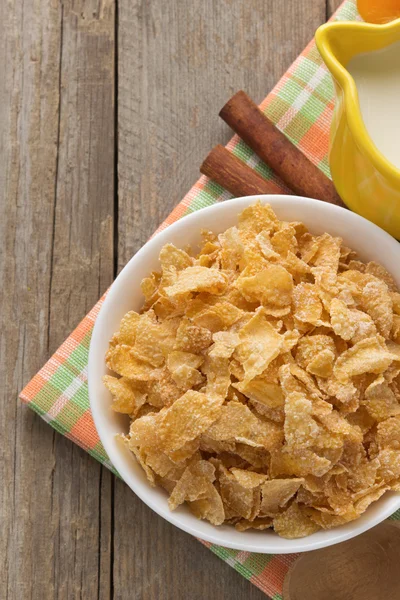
[316, 18, 400, 238]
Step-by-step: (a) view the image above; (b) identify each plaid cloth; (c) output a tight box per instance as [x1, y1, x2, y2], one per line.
[22, 1, 400, 598]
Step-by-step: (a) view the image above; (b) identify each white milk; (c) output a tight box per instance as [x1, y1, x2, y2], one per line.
[347, 40, 400, 170]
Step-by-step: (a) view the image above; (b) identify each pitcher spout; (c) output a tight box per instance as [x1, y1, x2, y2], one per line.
[315, 18, 400, 238]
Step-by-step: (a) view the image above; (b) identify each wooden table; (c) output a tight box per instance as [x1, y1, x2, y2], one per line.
[1, 1, 341, 598]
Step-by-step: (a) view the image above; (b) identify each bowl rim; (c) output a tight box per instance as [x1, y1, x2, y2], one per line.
[88, 194, 400, 554]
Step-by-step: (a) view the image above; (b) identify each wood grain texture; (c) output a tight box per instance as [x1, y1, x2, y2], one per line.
[115, 1, 326, 599]
[0, 1, 115, 599]
[0, 1, 337, 599]
[0, 1, 63, 598]
[327, 0, 345, 17]
[283, 522, 400, 600]
[47, 3, 115, 599]
[117, 0, 327, 270]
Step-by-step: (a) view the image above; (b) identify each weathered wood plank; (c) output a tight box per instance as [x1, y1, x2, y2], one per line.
[117, 0, 328, 270]
[2, 0, 336, 597]
[47, 4, 115, 598]
[0, 1, 63, 597]
[113, 479, 270, 600]
[48, 0, 115, 350]
[116, 1, 326, 598]
[327, 0, 345, 17]
[0, 0, 115, 598]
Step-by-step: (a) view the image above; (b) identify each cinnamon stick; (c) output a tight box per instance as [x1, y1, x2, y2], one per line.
[200, 145, 283, 198]
[220, 90, 344, 207]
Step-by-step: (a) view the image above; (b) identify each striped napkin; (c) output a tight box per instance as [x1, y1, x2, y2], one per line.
[22, 1, 399, 597]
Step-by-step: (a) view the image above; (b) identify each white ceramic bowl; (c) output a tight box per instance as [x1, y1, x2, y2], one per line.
[88, 195, 400, 554]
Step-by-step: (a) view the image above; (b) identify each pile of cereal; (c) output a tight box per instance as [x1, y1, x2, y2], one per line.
[104, 202, 400, 538]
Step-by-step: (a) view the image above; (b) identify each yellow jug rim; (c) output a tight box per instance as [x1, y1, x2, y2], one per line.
[315, 18, 400, 183]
